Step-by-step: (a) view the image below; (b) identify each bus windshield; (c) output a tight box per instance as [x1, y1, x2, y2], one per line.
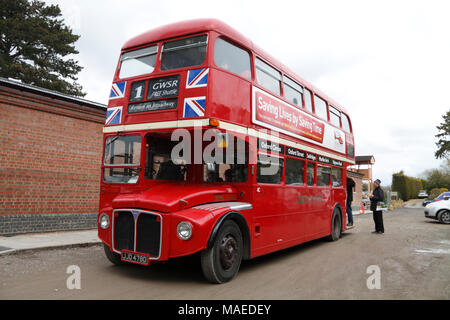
[103, 135, 141, 183]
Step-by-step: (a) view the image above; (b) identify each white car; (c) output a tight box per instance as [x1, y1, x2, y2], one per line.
[424, 199, 450, 224]
[418, 190, 428, 199]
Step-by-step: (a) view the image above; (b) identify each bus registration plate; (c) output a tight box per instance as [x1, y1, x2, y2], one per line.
[121, 251, 149, 265]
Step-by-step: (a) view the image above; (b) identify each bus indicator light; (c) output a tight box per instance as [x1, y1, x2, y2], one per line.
[209, 118, 220, 127]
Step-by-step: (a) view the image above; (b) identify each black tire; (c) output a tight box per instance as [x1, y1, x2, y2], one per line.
[327, 208, 342, 241]
[201, 220, 243, 284]
[438, 210, 450, 224]
[103, 243, 124, 265]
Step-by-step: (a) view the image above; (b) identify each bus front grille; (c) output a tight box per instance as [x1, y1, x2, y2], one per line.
[113, 210, 161, 259]
[113, 211, 134, 251]
[136, 214, 161, 257]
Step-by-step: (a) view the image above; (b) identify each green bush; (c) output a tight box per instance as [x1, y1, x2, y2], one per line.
[392, 172, 423, 201]
[429, 188, 441, 200]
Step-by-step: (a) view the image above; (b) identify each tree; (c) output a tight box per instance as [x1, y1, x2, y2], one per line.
[435, 110, 450, 159]
[0, 0, 85, 96]
[422, 168, 450, 191]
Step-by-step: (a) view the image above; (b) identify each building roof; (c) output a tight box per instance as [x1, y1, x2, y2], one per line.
[355, 155, 375, 164]
[0, 77, 106, 111]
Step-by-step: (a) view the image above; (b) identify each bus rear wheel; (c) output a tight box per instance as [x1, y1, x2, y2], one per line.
[201, 220, 243, 284]
[327, 208, 342, 241]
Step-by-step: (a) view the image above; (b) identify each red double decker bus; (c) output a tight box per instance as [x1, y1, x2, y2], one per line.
[98, 19, 355, 283]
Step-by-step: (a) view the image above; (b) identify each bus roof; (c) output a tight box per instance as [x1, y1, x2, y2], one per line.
[122, 18, 350, 116]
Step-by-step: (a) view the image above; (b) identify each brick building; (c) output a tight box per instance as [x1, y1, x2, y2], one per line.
[0, 78, 106, 235]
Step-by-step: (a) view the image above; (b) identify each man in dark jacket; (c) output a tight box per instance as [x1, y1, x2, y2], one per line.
[370, 179, 385, 234]
[346, 177, 356, 227]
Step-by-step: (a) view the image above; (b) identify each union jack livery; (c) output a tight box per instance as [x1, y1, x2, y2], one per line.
[186, 68, 209, 89]
[105, 106, 122, 125]
[183, 96, 205, 118]
[109, 81, 126, 100]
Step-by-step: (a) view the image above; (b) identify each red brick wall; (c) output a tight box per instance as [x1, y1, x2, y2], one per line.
[0, 86, 105, 215]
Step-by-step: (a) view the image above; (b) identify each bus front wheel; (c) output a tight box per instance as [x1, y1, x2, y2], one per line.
[327, 208, 342, 241]
[201, 220, 243, 284]
[103, 243, 124, 266]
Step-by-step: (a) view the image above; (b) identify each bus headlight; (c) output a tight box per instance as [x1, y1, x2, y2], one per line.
[177, 221, 193, 240]
[99, 213, 110, 230]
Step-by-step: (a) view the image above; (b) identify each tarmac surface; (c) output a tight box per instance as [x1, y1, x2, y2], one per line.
[0, 207, 449, 299]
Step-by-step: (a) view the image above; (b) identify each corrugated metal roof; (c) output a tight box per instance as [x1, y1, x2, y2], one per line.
[0, 77, 106, 110]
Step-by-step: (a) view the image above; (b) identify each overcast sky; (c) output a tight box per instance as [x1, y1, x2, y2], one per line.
[46, 0, 450, 185]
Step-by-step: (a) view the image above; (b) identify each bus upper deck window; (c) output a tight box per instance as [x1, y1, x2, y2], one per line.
[119, 45, 158, 79]
[342, 113, 351, 133]
[255, 58, 281, 96]
[161, 35, 208, 71]
[329, 105, 341, 127]
[214, 37, 251, 80]
[284, 76, 303, 107]
[314, 95, 328, 120]
[304, 88, 313, 113]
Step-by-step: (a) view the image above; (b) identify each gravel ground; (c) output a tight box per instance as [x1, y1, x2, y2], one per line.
[0, 207, 449, 300]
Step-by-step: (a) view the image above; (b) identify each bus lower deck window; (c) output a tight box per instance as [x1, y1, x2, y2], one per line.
[204, 163, 248, 183]
[307, 162, 315, 186]
[145, 135, 187, 181]
[285, 158, 305, 185]
[317, 166, 331, 187]
[257, 155, 283, 184]
[332, 168, 342, 187]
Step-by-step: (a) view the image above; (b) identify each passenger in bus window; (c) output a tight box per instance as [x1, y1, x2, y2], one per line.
[224, 169, 233, 182]
[206, 170, 217, 182]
